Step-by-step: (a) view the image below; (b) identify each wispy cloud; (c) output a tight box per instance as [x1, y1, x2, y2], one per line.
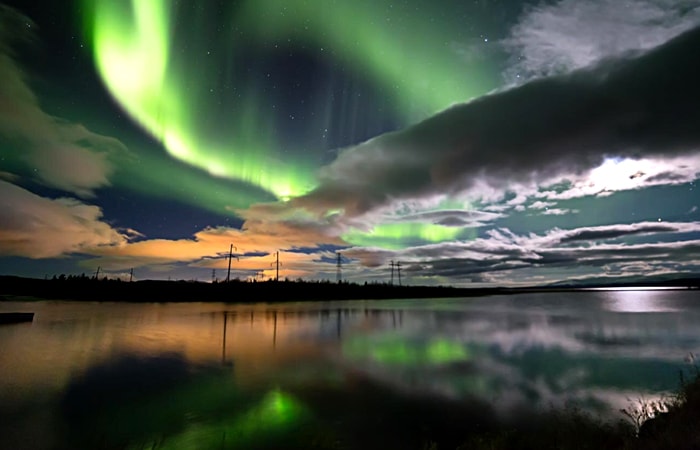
[0, 5, 125, 197]
[503, 0, 700, 82]
[344, 221, 700, 284]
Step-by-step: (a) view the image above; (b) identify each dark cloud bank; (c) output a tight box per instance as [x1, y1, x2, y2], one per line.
[295, 25, 700, 217]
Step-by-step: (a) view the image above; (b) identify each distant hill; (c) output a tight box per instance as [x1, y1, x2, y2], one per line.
[547, 274, 700, 289]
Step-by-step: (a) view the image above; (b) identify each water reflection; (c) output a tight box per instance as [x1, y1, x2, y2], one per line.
[1, 291, 699, 449]
[56, 351, 312, 449]
[602, 289, 681, 313]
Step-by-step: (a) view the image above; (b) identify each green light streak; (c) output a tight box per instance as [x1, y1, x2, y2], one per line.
[114, 147, 276, 213]
[344, 335, 470, 366]
[343, 222, 472, 249]
[227, 389, 306, 436]
[152, 390, 309, 450]
[83, 0, 314, 199]
[236, 0, 496, 119]
[426, 339, 470, 364]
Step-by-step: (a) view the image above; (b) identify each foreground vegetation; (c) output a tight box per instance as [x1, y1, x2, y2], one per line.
[449, 364, 700, 450]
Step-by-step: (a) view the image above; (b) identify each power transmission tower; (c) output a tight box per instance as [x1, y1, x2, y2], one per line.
[388, 261, 402, 286]
[271, 251, 281, 282]
[226, 244, 239, 282]
[336, 252, 343, 283]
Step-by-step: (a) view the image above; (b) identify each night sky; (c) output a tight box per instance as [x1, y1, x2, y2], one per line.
[1, 0, 699, 285]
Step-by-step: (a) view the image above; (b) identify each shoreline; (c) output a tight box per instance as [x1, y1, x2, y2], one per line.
[1, 275, 698, 303]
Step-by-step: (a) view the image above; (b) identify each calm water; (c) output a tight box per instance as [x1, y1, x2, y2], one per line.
[1, 290, 699, 449]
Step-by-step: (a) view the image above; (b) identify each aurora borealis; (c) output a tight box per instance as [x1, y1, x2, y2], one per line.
[1, 0, 699, 284]
[81, 0, 494, 199]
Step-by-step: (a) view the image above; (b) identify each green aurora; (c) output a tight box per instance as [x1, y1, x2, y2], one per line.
[83, 0, 315, 200]
[80, 0, 496, 249]
[234, 0, 495, 118]
[342, 222, 476, 249]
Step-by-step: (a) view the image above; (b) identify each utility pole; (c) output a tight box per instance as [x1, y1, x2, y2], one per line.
[336, 252, 342, 283]
[267, 253, 282, 281]
[226, 244, 238, 283]
[275, 251, 280, 282]
[212, 269, 216, 283]
[227, 244, 233, 282]
[129, 268, 133, 283]
[396, 262, 402, 286]
[94, 266, 101, 280]
[390, 260, 395, 285]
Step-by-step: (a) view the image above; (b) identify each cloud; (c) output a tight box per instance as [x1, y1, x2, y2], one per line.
[539, 155, 700, 202]
[529, 201, 555, 210]
[0, 180, 129, 258]
[83, 221, 343, 272]
[343, 221, 700, 284]
[503, 0, 700, 82]
[0, 5, 125, 197]
[391, 209, 502, 227]
[540, 208, 577, 216]
[0, 170, 19, 182]
[486, 221, 700, 249]
[557, 223, 680, 243]
[341, 247, 397, 269]
[280, 25, 700, 222]
[241, 191, 500, 252]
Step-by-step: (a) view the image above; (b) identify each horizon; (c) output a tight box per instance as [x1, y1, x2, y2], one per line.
[1, 0, 699, 286]
[3, 273, 699, 292]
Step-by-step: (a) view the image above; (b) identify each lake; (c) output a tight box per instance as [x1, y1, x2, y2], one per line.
[1, 290, 698, 449]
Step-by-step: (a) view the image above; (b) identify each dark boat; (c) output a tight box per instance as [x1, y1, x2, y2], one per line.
[0, 312, 34, 325]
